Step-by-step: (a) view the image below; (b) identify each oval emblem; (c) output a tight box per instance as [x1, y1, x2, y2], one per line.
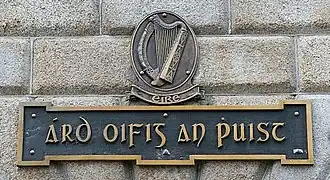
[130, 11, 200, 105]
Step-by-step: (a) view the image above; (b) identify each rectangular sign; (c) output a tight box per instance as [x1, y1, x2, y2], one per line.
[17, 100, 313, 166]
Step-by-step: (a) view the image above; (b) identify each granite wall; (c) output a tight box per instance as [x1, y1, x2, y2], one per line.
[0, 0, 330, 179]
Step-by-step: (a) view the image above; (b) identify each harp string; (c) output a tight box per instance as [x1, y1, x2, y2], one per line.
[155, 24, 161, 71]
[162, 29, 167, 68]
[151, 14, 187, 86]
[164, 29, 167, 68]
[154, 20, 179, 70]
[166, 29, 169, 70]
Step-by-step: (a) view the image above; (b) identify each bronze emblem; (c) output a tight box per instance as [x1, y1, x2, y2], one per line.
[130, 11, 201, 105]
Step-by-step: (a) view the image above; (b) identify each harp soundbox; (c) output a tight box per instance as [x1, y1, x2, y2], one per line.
[138, 14, 189, 87]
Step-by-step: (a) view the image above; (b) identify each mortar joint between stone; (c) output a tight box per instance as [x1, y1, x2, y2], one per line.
[99, 0, 103, 35]
[293, 36, 301, 94]
[29, 37, 36, 95]
[227, 0, 232, 35]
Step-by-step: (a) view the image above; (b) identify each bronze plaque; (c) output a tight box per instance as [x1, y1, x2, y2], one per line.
[130, 11, 200, 104]
[17, 101, 313, 166]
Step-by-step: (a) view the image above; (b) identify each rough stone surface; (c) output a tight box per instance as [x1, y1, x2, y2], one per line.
[0, 96, 63, 180]
[134, 166, 196, 180]
[0, 38, 30, 95]
[297, 36, 330, 92]
[34, 95, 125, 106]
[60, 161, 127, 180]
[200, 161, 272, 180]
[102, 0, 228, 35]
[195, 36, 296, 94]
[0, 96, 128, 180]
[197, 95, 293, 180]
[0, 0, 99, 36]
[232, 0, 330, 34]
[197, 95, 294, 106]
[263, 95, 330, 180]
[32, 37, 133, 95]
[32, 36, 297, 95]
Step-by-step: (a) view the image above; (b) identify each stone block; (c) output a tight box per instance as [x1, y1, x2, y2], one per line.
[195, 36, 296, 94]
[102, 0, 228, 35]
[0, 38, 30, 95]
[32, 37, 133, 95]
[263, 95, 330, 180]
[34, 95, 125, 106]
[198, 95, 294, 106]
[297, 36, 330, 92]
[199, 161, 271, 180]
[32, 36, 297, 95]
[232, 0, 330, 34]
[0, 0, 99, 36]
[134, 166, 196, 180]
[0, 96, 64, 180]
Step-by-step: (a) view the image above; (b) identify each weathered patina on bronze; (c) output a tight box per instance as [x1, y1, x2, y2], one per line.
[17, 101, 313, 166]
[130, 11, 200, 105]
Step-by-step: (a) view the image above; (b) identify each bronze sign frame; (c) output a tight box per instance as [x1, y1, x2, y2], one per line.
[17, 100, 313, 166]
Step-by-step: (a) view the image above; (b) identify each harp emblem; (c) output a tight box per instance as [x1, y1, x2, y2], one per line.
[139, 14, 188, 86]
[130, 11, 201, 105]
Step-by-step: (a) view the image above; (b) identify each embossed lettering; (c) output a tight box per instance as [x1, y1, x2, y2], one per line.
[151, 95, 181, 103]
[61, 124, 74, 143]
[249, 123, 255, 142]
[257, 123, 269, 142]
[272, 123, 285, 141]
[233, 123, 247, 142]
[145, 124, 152, 143]
[178, 124, 191, 142]
[45, 124, 59, 143]
[216, 123, 230, 148]
[154, 123, 166, 148]
[128, 123, 143, 148]
[75, 117, 92, 143]
[192, 123, 205, 147]
[121, 124, 126, 142]
[103, 124, 118, 143]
